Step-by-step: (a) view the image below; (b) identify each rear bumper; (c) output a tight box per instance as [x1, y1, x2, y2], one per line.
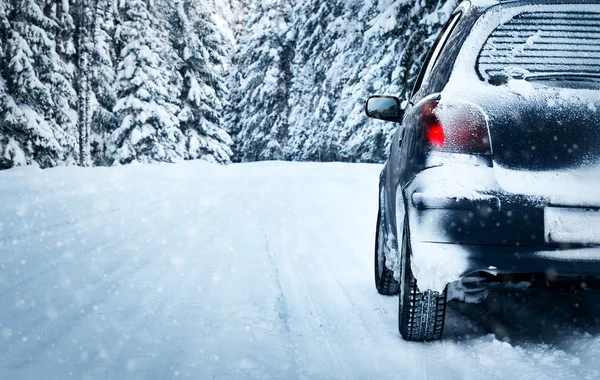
[415, 241, 600, 278]
[403, 161, 600, 291]
[407, 194, 600, 291]
[408, 231, 600, 294]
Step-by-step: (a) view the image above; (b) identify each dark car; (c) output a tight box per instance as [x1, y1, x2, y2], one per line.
[366, 0, 600, 341]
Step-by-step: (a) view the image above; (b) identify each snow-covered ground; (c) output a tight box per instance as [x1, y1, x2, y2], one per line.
[2, 161, 600, 380]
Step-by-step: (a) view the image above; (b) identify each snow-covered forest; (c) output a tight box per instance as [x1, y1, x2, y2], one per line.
[0, 0, 457, 169]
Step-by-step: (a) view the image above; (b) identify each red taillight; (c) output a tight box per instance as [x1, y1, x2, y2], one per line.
[421, 102, 445, 147]
[427, 124, 445, 147]
[420, 100, 491, 155]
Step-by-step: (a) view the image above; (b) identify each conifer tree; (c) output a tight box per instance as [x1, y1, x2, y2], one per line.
[74, 0, 93, 166]
[286, 0, 345, 161]
[229, 0, 295, 162]
[0, 1, 26, 168]
[110, 0, 185, 164]
[88, 0, 117, 165]
[174, 0, 233, 164]
[0, 0, 77, 168]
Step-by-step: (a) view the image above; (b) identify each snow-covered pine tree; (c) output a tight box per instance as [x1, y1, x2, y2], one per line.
[228, 0, 295, 162]
[0, 0, 77, 168]
[0, 1, 26, 169]
[74, 0, 94, 166]
[110, 0, 185, 164]
[174, 0, 233, 164]
[46, 0, 79, 154]
[286, 0, 347, 162]
[69, 0, 118, 166]
[88, 0, 117, 165]
[225, 0, 249, 162]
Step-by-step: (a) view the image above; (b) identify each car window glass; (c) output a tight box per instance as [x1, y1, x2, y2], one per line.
[477, 10, 600, 82]
[411, 12, 462, 100]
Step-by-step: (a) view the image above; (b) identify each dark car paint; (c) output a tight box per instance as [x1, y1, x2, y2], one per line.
[382, 2, 485, 238]
[379, 0, 600, 286]
[486, 94, 600, 171]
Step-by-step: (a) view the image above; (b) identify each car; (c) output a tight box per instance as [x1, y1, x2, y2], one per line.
[366, 0, 600, 341]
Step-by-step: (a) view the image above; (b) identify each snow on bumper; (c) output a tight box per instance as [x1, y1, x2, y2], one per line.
[402, 159, 498, 293]
[409, 240, 470, 294]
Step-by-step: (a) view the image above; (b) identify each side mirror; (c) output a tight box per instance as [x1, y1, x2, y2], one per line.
[365, 96, 404, 122]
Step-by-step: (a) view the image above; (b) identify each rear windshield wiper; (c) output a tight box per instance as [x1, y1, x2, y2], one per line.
[525, 73, 600, 83]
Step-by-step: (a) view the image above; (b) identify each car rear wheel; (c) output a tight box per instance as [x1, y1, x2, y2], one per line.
[398, 218, 447, 341]
[375, 206, 399, 296]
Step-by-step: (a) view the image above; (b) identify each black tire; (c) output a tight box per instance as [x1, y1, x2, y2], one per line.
[375, 207, 399, 296]
[398, 218, 447, 341]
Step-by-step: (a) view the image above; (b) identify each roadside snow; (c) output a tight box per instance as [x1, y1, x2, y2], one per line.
[2, 161, 600, 379]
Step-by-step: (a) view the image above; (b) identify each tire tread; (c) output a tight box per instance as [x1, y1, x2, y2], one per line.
[398, 218, 447, 341]
[400, 278, 446, 341]
[377, 266, 399, 295]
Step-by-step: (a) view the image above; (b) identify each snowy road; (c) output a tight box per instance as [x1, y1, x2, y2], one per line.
[2, 162, 600, 380]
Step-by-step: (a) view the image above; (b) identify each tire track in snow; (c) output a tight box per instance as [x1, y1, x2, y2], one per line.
[228, 176, 304, 379]
[259, 224, 302, 380]
[286, 182, 421, 380]
[254, 177, 358, 380]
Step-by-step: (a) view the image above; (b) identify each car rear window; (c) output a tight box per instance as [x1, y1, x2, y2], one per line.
[476, 11, 600, 80]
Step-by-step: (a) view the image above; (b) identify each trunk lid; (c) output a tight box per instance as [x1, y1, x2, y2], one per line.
[486, 82, 600, 172]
